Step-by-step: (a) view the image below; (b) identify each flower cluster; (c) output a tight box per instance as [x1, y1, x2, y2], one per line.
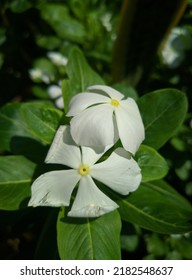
[28, 85, 145, 218]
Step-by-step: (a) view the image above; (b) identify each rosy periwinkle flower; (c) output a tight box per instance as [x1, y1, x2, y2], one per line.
[67, 85, 145, 155]
[28, 125, 141, 218]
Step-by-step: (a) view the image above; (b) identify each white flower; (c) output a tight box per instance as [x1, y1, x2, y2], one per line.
[29, 68, 52, 84]
[28, 125, 142, 218]
[47, 52, 68, 66]
[48, 85, 64, 109]
[67, 85, 145, 155]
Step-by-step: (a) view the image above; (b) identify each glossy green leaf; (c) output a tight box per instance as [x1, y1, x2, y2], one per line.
[21, 103, 62, 145]
[138, 89, 188, 149]
[135, 145, 169, 182]
[115, 180, 192, 234]
[0, 156, 36, 210]
[57, 208, 121, 260]
[0, 103, 33, 152]
[62, 48, 104, 111]
[0, 103, 62, 153]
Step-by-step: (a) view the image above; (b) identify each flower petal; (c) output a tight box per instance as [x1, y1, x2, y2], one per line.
[68, 175, 118, 217]
[91, 148, 142, 195]
[28, 170, 80, 207]
[67, 92, 110, 116]
[48, 85, 62, 99]
[81, 142, 114, 166]
[88, 85, 124, 100]
[115, 99, 145, 154]
[55, 96, 64, 109]
[45, 125, 81, 169]
[70, 104, 115, 152]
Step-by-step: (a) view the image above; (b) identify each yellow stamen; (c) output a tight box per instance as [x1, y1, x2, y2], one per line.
[110, 99, 119, 107]
[78, 164, 90, 176]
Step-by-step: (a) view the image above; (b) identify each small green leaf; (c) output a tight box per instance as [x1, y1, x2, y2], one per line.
[135, 145, 169, 182]
[21, 103, 62, 145]
[113, 83, 138, 100]
[0, 103, 33, 152]
[69, 0, 90, 20]
[36, 36, 61, 50]
[40, 3, 86, 43]
[57, 208, 121, 260]
[138, 89, 188, 149]
[9, 0, 32, 13]
[0, 103, 62, 153]
[62, 48, 104, 111]
[0, 156, 36, 210]
[115, 180, 192, 234]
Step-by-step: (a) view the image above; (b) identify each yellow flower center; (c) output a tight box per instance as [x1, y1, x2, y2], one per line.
[110, 99, 119, 107]
[78, 164, 90, 176]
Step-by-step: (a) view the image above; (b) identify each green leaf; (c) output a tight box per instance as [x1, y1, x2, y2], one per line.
[135, 145, 169, 182]
[40, 3, 86, 43]
[21, 103, 62, 145]
[62, 47, 105, 111]
[113, 83, 138, 100]
[0, 156, 36, 210]
[138, 89, 188, 149]
[9, 0, 32, 13]
[57, 208, 121, 260]
[0, 103, 62, 153]
[146, 233, 169, 257]
[69, 0, 90, 20]
[36, 36, 61, 50]
[0, 103, 34, 152]
[115, 180, 192, 234]
[170, 233, 192, 259]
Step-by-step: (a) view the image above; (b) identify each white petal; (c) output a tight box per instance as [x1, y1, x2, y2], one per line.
[81, 142, 114, 166]
[48, 85, 62, 99]
[81, 146, 104, 166]
[70, 104, 115, 152]
[45, 125, 81, 169]
[28, 170, 80, 207]
[68, 175, 118, 217]
[88, 85, 124, 100]
[91, 148, 142, 195]
[55, 96, 64, 109]
[67, 92, 110, 116]
[115, 99, 145, 154]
